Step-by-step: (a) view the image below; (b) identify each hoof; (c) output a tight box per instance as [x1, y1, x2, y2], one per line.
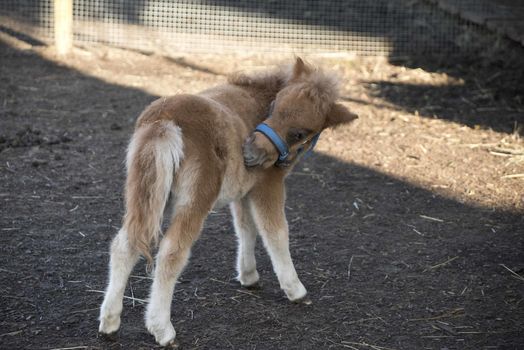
[98, 313, 121, 335]
[242, 281, 262, 290]
[238, 270, 260, 288]
[98, 330, 119, 342]
[146, 319, 177, 347]
[164, 339, 179, 349]
[292, 295, 312, 305]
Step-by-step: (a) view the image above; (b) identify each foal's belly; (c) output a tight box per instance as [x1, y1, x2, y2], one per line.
[213, 165, 254, 210]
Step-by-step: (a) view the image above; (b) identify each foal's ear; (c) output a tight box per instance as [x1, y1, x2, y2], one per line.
[291, 57, 312, 81]
[324, 103, 358, 129]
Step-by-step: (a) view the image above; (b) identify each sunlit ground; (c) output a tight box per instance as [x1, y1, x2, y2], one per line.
[6, 31, 522, 212]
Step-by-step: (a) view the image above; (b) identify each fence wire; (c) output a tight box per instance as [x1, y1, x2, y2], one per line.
[0, 0, 488, 56]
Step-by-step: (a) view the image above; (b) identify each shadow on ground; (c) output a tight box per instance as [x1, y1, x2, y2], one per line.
[0, 39, 523, 350]
[377, 47, 524, 135]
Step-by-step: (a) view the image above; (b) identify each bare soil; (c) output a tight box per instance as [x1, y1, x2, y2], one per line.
[1, 32, 523, 350]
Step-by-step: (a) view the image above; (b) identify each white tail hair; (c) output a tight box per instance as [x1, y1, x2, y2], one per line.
[123, 120, 184, 264]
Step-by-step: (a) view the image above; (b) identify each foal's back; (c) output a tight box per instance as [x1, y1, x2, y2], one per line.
[137, 84, 262, 138]
[135, 83, 265, 200]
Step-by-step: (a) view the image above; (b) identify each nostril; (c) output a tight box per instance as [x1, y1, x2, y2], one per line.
[244, 134, 255, 145]
[243, 145, 255, 160]
[243, 141, 267, 166]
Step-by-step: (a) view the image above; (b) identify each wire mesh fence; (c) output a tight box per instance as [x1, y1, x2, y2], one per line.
[0, 0, 489, 56]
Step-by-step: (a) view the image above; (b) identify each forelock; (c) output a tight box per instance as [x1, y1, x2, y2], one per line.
[287, 67, 341, 114]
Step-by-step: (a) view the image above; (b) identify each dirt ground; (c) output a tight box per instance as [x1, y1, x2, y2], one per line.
[0, 30, 523, 350]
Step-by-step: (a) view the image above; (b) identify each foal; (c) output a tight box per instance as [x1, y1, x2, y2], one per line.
[98, 58, 357, 346]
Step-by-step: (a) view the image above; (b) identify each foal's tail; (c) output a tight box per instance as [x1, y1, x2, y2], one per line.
[123, 120, 184, 265]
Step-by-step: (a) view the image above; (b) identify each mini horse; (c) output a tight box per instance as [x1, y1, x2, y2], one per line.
[98, 58, 358, 346]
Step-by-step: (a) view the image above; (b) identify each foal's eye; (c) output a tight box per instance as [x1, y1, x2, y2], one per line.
[288, 129, 308, 143]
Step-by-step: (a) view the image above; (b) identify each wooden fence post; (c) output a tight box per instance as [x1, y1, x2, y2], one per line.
[54, 0, 73, 55]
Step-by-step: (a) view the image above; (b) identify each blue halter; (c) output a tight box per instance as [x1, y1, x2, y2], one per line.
[254, 123, 290, 164]
[254, 101, 320, 166]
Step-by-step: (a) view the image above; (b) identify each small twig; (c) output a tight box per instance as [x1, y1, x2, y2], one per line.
[209, 278, 231, 285]
[428, 256, 458, 270]
[460, 97, 476, 107]
[347, 255, 354, 281]
[130, 275, 153, 280]
[419, 215, 444, 223]
[409, 308, 464, 321]
[421, 335, 454, 338]
[490, 151, 512, 157]
[68, 307, 99, 314]
[501, 173, 524, 179]
[460, 142, 498, 148]
[344, 317, 381, 325]
[130, 280, 136, 307]
[48, 347, 90, 350]
[432, 321, 458, 335]
[86, 289, 146, 303]
[457, 331, 484, 334]
[490, 147, 524, 155]
[499, 264, 524, 281]
[0, 267, 17, 274]
[0, 330, 23, 337]
[234, 289, 261, 299]
[412, 228, 424, 236]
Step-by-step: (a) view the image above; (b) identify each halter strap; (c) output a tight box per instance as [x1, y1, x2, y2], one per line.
[253, 100, 321, 166]
[254, 123, 289, 163]
[299, 133, 320, 159]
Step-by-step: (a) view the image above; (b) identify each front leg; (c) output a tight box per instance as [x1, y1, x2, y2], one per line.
[247, 177, 307, 302]
[231, 199, 260, 287]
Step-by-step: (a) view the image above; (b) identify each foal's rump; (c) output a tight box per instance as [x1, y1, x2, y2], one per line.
[123, 119, 184, 263]
[121, 93, 246, 262]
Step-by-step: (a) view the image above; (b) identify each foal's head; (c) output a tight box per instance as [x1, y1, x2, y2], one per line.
[243, 58, 358, 168]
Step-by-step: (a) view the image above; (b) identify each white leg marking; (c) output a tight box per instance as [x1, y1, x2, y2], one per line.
[249, 206, 307, 301]
[231, 201, 259, 287]
[99, 229, 139, 334]
[261, 230, 307, 300]
[145, 238, 190, 346]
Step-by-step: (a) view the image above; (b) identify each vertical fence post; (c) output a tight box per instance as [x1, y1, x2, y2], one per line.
[54, 0, 73, 55]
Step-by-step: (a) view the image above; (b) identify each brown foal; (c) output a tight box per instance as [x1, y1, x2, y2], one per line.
[98, 58, 358, 346]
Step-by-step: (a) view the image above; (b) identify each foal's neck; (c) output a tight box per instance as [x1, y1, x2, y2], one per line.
[249, 81, 284, 123]
[227, 69, 286, 126]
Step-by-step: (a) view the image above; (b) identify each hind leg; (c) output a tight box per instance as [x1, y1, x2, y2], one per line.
[231, 199, 260, 287]
[145, 208, 208, 346]
[99, 228, 140, 334]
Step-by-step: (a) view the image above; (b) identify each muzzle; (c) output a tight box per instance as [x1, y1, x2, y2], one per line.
[254, 123, 290, 165]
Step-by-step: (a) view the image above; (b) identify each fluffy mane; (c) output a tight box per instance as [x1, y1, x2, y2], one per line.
[227, 66, 287, 92]
[287, 63, 341, 115]
[228, 59, 341, 115]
